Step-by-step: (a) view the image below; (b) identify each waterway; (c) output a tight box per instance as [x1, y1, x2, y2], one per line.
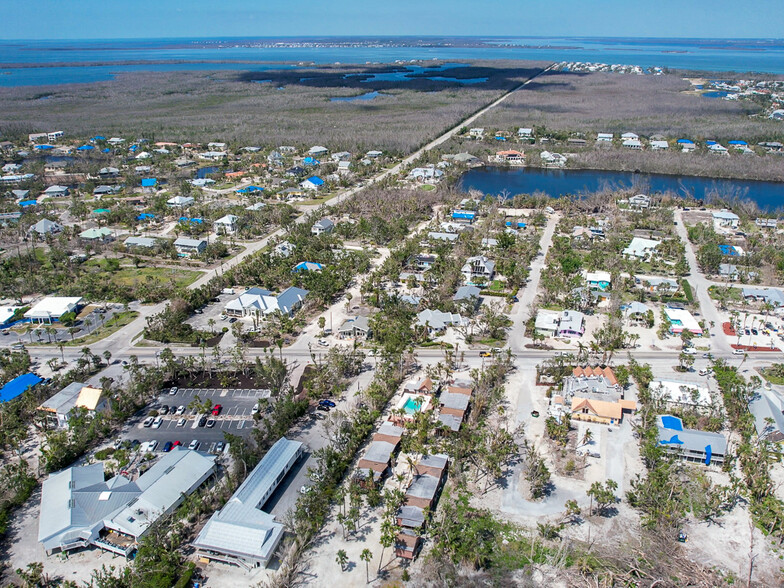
[458, 166, 784, 212]
[2, 36, 784, 87]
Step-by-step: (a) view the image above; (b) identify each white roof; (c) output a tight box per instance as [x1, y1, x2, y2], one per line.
[215, 214, 239, 225]
[651, 380, 711, 407]
[585, 270, 611, 283]
[167, 195, 194, 206]
[25, 297, 82, 320]
[664, 307, 702, 334]
[535, 309, 560, 332]
[712, 210, 739, 221]
[623, 237, 661, 258]
[0, 306, 19, 324]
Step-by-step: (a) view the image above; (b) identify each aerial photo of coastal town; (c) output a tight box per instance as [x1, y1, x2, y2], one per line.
[1, 2, 784, 587]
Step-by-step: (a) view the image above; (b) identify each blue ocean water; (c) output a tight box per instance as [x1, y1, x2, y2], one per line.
[1, 36, 783, 87]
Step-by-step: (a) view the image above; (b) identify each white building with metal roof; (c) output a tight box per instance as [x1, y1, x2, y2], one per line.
[193, 437, 303, 570]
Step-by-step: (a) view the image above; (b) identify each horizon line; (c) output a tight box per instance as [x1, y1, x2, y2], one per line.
[2, 35, 784, 42]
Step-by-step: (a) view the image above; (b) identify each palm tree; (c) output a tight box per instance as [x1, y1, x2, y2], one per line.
[335, 549, 348, 572]
[360, 548, 373, 583]
[579, 429, 593, 448]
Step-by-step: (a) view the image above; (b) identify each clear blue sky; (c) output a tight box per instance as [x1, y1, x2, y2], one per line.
[2, 0, 783, 40]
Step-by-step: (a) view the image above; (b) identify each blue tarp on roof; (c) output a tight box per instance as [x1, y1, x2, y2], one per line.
[34, 144, 54, 150]
[19, 200, 37, 207]
[303, 157, 320, 166]
[505, 221, 526, 228]
[677, 139, 694, 144]
[719, 244, 739, 256]
[293, 261, 323, 272]
[141, 178, 157, 187]
[92, 136, 106, 142]
[77, 145, 94, 151]
[305, 176, 324, 186]
[129, 145, 138, 152]
[178, 217, 203, 224]
[728, 140, 748, 146]
[705, 140, 717, 146]
[102, 148, 111, 153]
[452, 210, 476, 220]
[236, 185, 263, 194]
[0, 373, 42, 403]
[137, 213, 155, 220]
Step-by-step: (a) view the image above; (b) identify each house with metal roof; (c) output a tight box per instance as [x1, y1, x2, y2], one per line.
[657, 415, 726, 465]
[193, 438, 302, 570]
[461, 255, 495, 283]
[174, 237, 207, 257]
[749, 388, 784, 443]
[311, 217, 334, 235]
[416, 309, 467, 334]
[167, 195, 194, 207]
[712, 209, 740, 230]
[28, 218, 63, 236]
[39, 448, 216, 556]
[38, 382, 107, 428]
[357, 441, 397, 478]
[338, 316, 371, 339]
[214, 214, 239, 235]
[124, 236, 157, 249]
[651, 380, 712, 409]
[623, 237, 661, 260]
[79, 227, 113, 242]
[741, 287, 784, 307]
[43, 185, 69, 197]
[224, 286, 308, 318]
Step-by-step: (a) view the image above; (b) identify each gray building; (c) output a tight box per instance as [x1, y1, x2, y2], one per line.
[38, 449, 216, 556]
[749, 388, 784, 443]
[193, 437, 303, 570]
[657, 415, 726, 466]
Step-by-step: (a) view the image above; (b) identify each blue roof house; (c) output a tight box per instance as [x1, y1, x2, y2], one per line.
[300, 176, 324, 191]
[657, 415, 727, 466]
[141, 178, 158, 188]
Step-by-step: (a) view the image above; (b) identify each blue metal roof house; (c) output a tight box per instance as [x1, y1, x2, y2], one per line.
[0, 373, 43, 403]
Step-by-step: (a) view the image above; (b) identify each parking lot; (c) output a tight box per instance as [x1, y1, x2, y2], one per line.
[121, 387, 270, 452]
[185, 292, 236, 332]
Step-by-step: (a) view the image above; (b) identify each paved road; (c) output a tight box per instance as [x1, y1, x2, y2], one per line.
[673, 209, 732, 354]
[508, 212, 560, 352]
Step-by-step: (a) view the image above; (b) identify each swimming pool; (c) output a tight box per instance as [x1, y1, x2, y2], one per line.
[403, 397, 423, 415]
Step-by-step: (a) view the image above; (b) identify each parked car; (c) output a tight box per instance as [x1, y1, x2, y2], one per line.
[212, 404, 222, 416]
[206, 418, 216, 428]
[733, 349, 746, 355]
[173, 440, 182, 448]
[745, 329, 751, 336]
[682, 348, 697, 355]
[215, 441, 225, 453]
[317, 339, 329, 347]
[228, 317, 237, 324]
[152, 417, 163, 428]
[198, 414, 208, 427]
[147, 440, 158, 452]
[251, 404, 261, 415]
[316, 405, 330, 412]
[143, 416, 155, 428]
[176, 405, 186, 415]
[752, 329, 759, 336]
[159, 405, 169, 415]
[188, 439, 200, 450]
[169, 387, 178, 395]
[480, 351, 492, 357]
[319, 399, 336, 408]
[176, 418, 186, 427]
[163, 441, 173, 452]
[130, 439, 141, 449]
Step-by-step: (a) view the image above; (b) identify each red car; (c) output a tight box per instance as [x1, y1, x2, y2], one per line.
[173, 440, 182, 448]
[212, 404, 222, 416]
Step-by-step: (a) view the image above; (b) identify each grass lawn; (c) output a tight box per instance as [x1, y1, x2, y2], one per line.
[111, 267, 203, 288]
[63, 311, 140, 346]
[708, 285, 742, 301]
[761, 367, 784, 385]
[420, 184, 436, 191]
[488, 280, 505, 292]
